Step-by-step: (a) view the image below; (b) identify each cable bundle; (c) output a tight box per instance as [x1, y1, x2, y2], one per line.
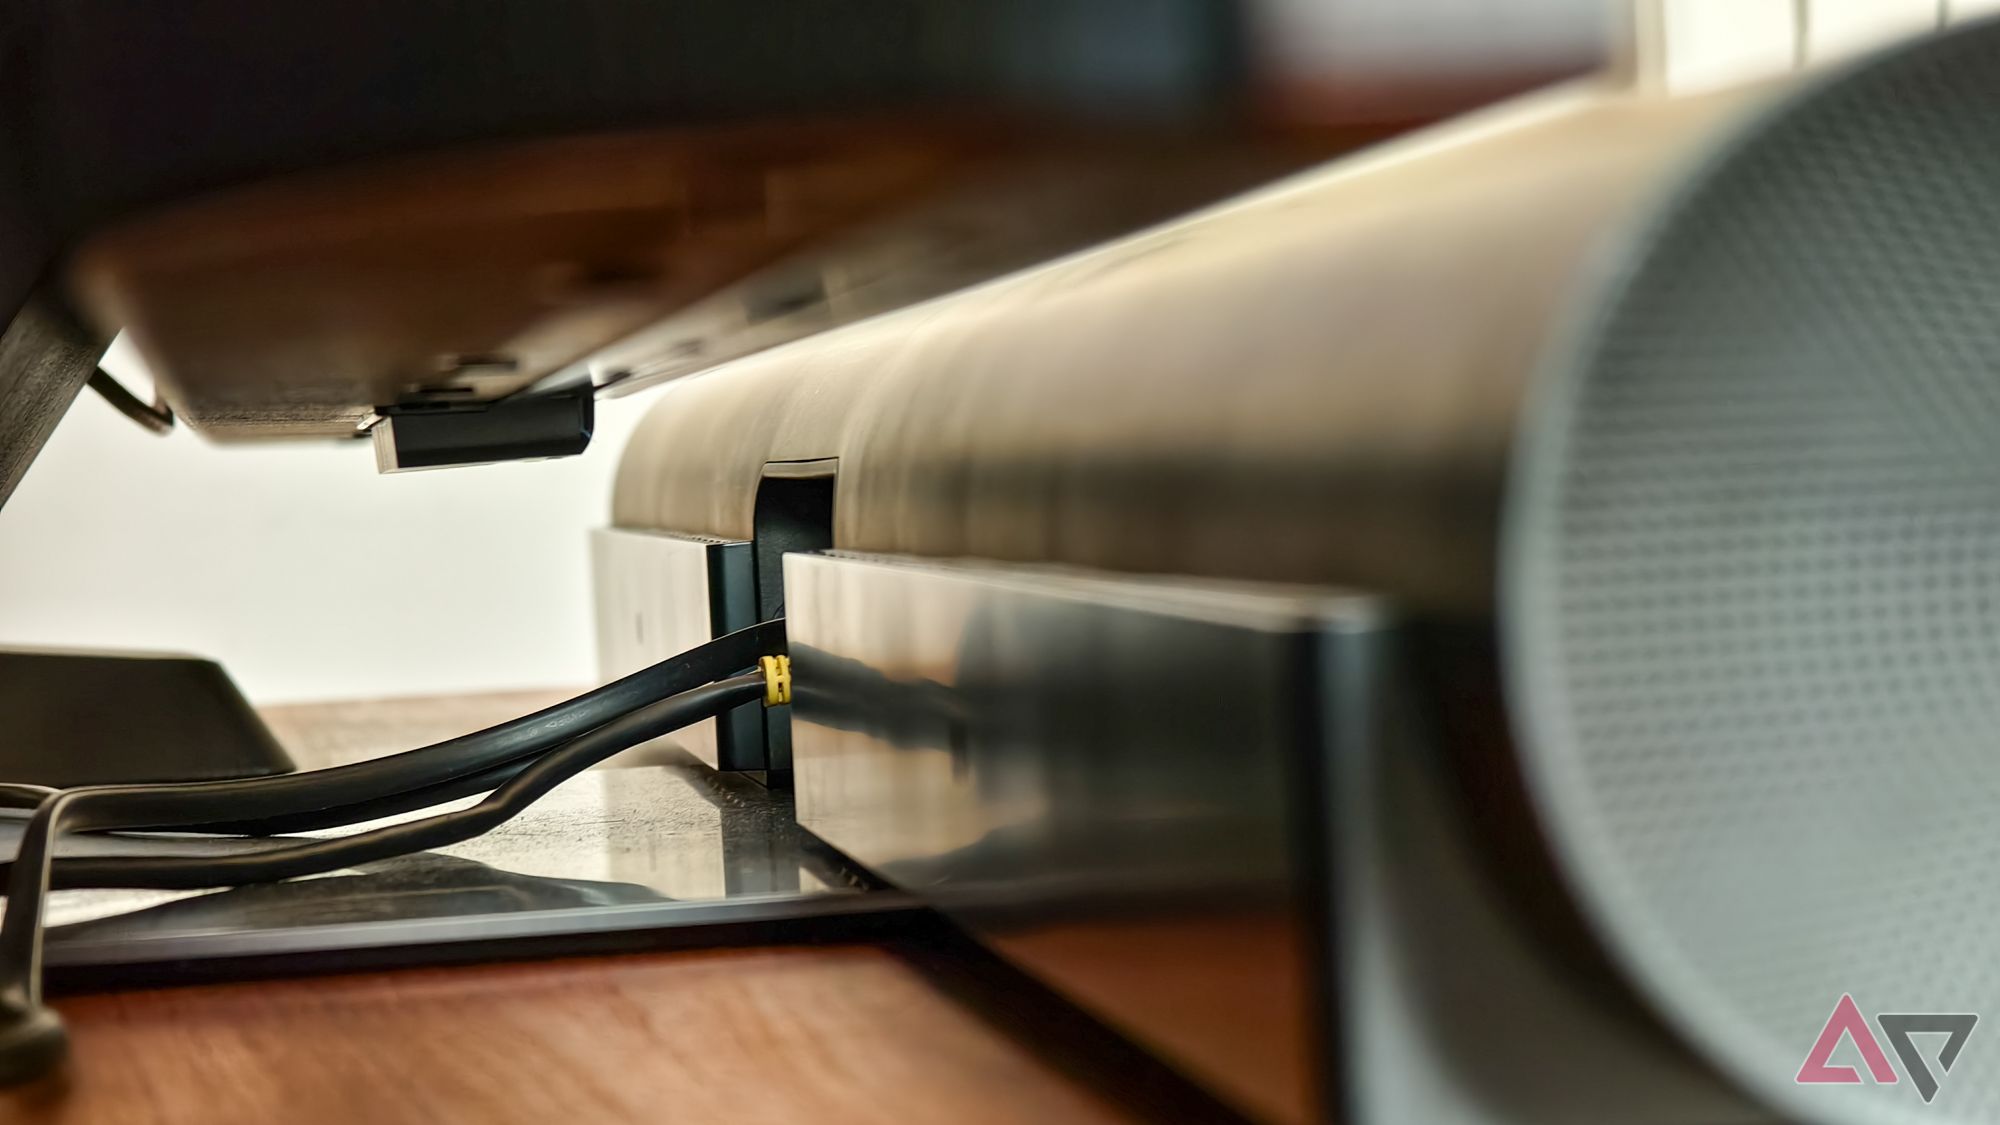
[0, 619, 787, 1085]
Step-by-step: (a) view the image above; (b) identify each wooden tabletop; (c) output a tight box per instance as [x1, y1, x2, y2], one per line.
[4, 945, 1133, 1125]
[1, 691, 1142, 1125]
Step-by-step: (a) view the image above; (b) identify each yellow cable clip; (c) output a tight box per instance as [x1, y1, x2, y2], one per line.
[759, 655, 792, 707]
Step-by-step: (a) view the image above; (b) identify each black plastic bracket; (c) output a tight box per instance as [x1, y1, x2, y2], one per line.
[371, 389, 593, 472]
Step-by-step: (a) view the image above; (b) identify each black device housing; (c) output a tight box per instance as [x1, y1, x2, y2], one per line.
[0, 649, 292, 788]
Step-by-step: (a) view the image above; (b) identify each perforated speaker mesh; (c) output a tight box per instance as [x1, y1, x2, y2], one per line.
[1508, 24, 2000, 1125]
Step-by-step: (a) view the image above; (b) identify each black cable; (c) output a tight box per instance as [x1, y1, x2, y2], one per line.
[0, 618, 780, 884]
[0, 622, 782, 1078]
[0, 786, 55, 812]
[162, 756, 537, 841]
[43, 676, 762, 890]
[0, 760, 535, 893]
[122, 618, 782, 835]
[31, 757, 536, 891]
[86, 369, 174, 434]
[0, 760, 531, 891]
[0, 673, 765, 1086]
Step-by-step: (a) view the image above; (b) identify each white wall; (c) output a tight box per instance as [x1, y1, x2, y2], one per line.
[0, 336, 651, 703]
[1649, 0, 1981, 94]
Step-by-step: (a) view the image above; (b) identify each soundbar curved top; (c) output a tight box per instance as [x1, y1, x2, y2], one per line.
[615, 22, 2000, 1124]
[612, 78, 1747, 611]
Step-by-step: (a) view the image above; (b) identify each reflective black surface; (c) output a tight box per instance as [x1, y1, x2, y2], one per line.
[9, 754, 906, 976]
[785, 552, 1780, 1124]
[785, 551, 1380, 1123]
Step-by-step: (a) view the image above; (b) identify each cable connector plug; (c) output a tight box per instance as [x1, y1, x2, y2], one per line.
[758, 655, 791, 707]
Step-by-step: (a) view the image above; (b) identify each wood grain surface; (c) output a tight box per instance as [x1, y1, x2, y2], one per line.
[0, 298, 96, 510]
[2, 945, 1133, 1125]
[68, 122, 993, 441]
[0, 692, 1137, 1124]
